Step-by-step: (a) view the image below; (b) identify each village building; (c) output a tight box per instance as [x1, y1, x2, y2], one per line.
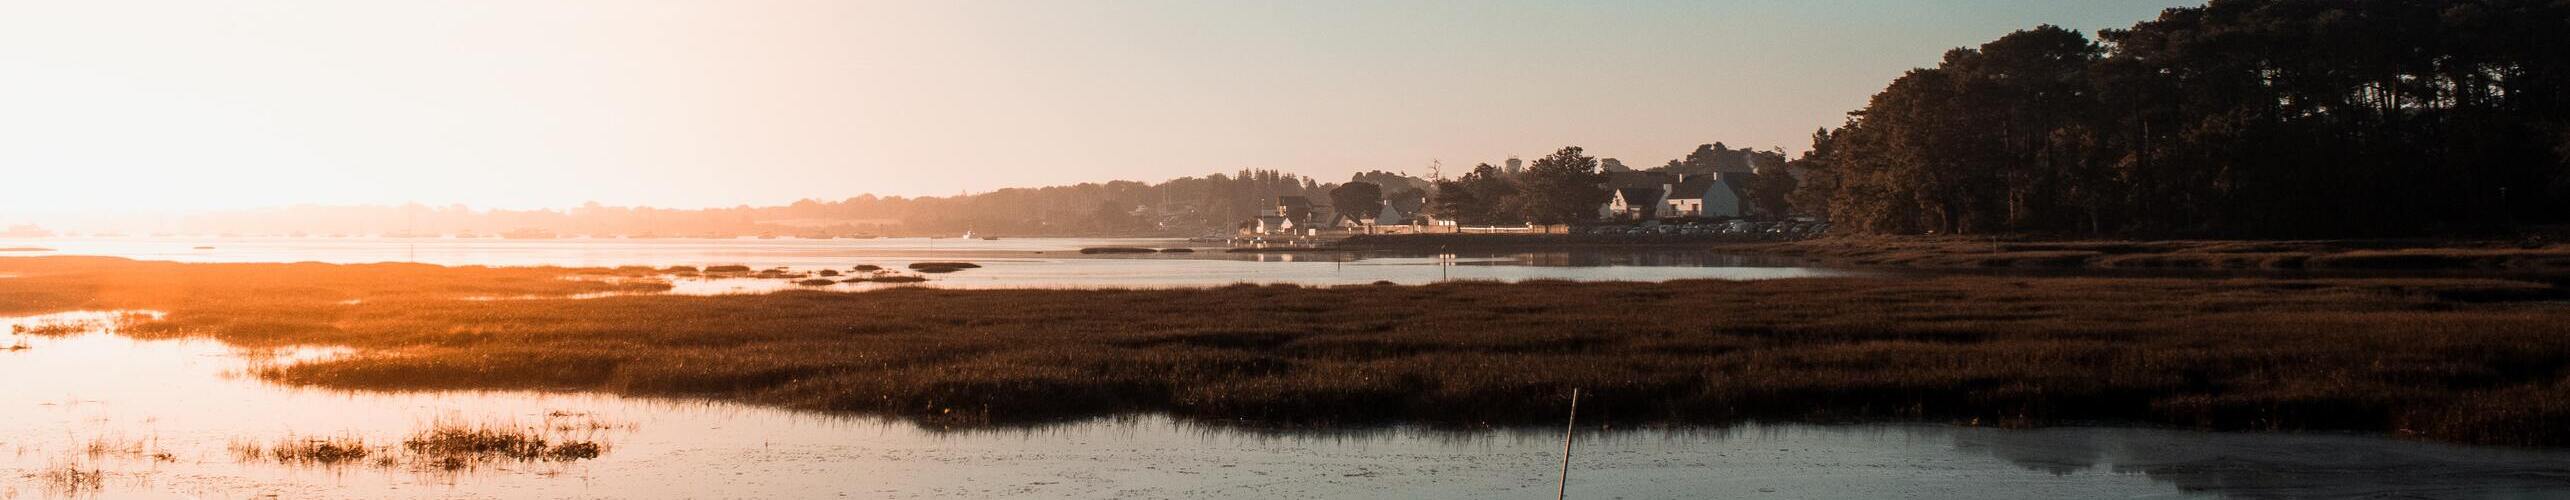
[1602, 187, 1665, 221]
[1594, 171, 1758, 221]
[1658, 172, 1755, 219]
[1242, 195, 1339, 236]
[1252, 215, 1295, 234]
[1276, 196, 1315, 222]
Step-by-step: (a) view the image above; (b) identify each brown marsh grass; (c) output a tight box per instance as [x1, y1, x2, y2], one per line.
[28, 459, 104, 495]
[1738, 236, 2570, 271]
[227, 418, 612, 471]
[7, 256, 2570, 445]
[906, 262, 980, 274]
[12, 318, 103, 336]
[404, 420, 607, 463]
[235, 435, 376, 465]
[843, 275, 929, 284]
[79, 434, 171, 462]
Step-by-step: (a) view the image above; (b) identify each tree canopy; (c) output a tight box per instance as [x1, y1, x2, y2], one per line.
[1329, 182, 1385, 221]
[1792, 0, 2570, 236]
[1517, 147, 1613, 224]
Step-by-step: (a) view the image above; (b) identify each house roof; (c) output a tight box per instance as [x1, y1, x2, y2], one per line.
[1666, 177, 1719, 199]
[1380, 200, 1411, 218]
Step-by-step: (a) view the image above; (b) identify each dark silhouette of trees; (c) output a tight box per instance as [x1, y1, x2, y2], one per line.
[1786, 128, 1841, 221]
[1795, 0, 2570, 236]
[1330, 182, 1385, 221]
[1430, 163, 1524, 225]
[1089, 199, 1144, 233]
[1744, 163, 1799, 217]
[1426, 177, 1479, 224]
[156, 169, 1343, 237]
[1348, 170, 1432, 193]
[1657, 143, 1763, 175]
[1517, 147, 1613, 225]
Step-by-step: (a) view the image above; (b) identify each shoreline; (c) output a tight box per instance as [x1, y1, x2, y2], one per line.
[6, 256, 2570, 446]
[1331, 234, 2570, 272]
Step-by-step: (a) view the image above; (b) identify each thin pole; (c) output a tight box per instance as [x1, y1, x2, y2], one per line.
[1558, 388, 1579, 500]
[1439, 245, 1450, 282]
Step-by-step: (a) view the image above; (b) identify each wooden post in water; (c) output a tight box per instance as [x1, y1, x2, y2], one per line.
[1438, 245, 1451, 282]
[1558, 388, 1579, 500]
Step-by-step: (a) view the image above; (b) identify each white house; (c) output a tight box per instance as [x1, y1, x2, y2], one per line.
[1253, 215, 1296, 234]
[1602, 187, 1664, 220]
[1660, 177, 1711, 217]
[1660, 172, 1754, 218]
[1702, 172, 1752, 218]
[1590, 172, 1760, 221]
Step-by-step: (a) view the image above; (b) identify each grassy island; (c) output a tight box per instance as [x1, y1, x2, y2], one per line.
[6, 256, 2570, 446]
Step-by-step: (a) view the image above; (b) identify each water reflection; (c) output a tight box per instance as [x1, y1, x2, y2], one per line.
[1514, 250, 1818, 268]
[1954, 426, 2570, 498]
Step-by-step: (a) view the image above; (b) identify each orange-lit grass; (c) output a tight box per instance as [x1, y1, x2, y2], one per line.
[6, 256, 2570, 445]
[405, 420, 605, 463]
[225, 420, 608, 471]
[235, 435, 376, 466]
[30, 459, 104, 495]
[1733, 236, 2570, 270]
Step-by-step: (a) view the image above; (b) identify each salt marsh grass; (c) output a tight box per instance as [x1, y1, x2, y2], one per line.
[8, 256, 2570, 446]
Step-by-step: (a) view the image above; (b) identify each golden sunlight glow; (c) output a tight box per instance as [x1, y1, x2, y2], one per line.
[0, 0, 2189, 216]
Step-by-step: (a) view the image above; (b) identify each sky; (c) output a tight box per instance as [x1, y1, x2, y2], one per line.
[0, 0, 2199, 216]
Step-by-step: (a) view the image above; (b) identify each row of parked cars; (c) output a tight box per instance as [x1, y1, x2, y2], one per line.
[1576, 219, 1831, 239]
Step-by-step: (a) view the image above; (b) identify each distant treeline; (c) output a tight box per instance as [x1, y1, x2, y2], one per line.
[1427, 144, 1792, 226]
[815, 169, 1428, 235]
[128, 169, 1432, 237]
[1790, 0, 2570, 237]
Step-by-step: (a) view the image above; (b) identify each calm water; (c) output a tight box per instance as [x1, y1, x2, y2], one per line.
[8, 312, 2570, 499]
[8, 240, 2568, 498]
[0, 236, 1853, 288]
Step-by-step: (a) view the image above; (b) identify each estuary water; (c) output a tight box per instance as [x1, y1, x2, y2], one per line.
[9, 238, 2570, 498]
[0, 235, 1852, 288]
[9, 311, 2570, 499]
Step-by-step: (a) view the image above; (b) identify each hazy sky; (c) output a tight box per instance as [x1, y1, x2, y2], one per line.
[0, 0, 2197, 215]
